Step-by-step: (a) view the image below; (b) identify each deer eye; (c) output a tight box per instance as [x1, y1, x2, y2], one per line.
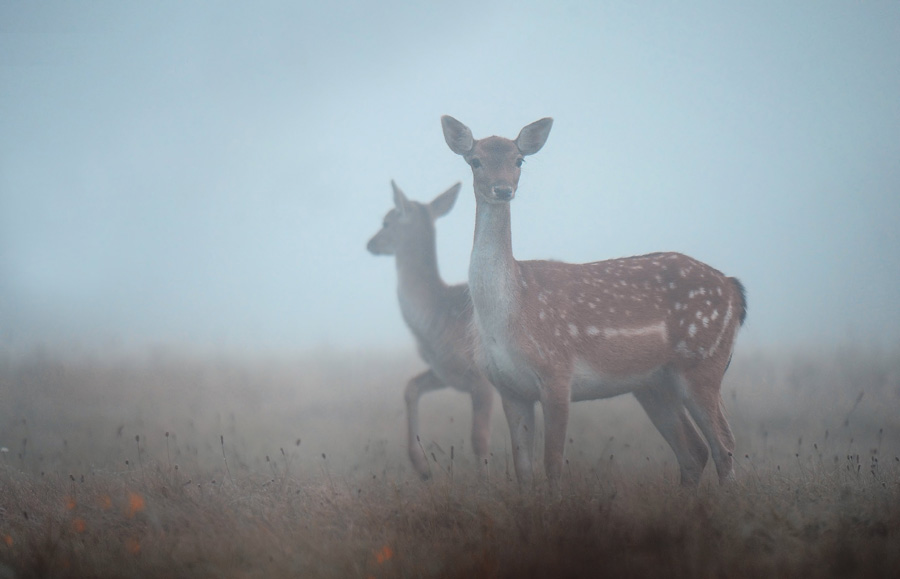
[515, 157, 524, 168]
[469, 158, 482, 169]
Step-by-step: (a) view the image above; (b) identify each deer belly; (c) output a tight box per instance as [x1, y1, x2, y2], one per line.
[570, 358, 667, 401]
[417, 341, 480, 393]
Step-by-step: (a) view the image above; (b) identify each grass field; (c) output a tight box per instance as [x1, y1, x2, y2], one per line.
[1, 344, 898, 578]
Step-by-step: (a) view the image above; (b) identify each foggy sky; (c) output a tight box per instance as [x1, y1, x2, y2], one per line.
[1, 1, 899, 354]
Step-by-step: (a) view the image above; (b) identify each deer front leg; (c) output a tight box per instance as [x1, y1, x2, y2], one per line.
[404, 370, 445, 479]
[501, 393, 535, 487]
[541, 375, 572, 494]
[469, 378, 494, 475]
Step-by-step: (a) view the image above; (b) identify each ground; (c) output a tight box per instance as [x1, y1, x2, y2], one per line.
[1, 343, 898, 578]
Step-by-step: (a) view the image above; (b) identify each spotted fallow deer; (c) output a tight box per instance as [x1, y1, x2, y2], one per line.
[367, 180, 494, 479]
[441, 116, 746, 488]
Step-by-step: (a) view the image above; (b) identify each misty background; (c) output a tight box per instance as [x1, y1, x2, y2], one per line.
[1, 1, 898, 355]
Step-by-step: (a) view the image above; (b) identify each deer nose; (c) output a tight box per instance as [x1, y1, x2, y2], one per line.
[366, 237, 383, 255]
[492, 186, 514, 201]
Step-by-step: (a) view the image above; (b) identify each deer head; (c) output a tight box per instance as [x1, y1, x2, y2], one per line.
[367, 180, 461, 256]
[441, 116, 553, 204]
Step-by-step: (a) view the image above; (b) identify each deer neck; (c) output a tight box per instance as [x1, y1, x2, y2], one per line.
[395, 235, 445, 333]
[469, 199, 520, 335]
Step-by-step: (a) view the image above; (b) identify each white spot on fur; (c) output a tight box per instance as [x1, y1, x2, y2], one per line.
[586, 326, 600, 337]
[602, 322, 667, 341]
[688, 323, 697, 337]
[568, 324, 579, 337]
[707, 301, 734, 358]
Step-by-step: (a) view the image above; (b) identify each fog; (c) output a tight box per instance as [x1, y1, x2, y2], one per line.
[1, 1, 898, 355]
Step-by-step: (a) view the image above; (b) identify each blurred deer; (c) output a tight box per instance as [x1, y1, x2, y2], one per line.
[442, 116, 746, 489]
[368, 181, 494, 479]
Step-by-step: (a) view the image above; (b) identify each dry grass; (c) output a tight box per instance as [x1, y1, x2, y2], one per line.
[1, 343, 899, 578]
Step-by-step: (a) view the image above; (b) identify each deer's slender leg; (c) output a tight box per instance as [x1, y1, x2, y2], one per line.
[633, 377, 709, 486]
[501, 393, 535, 487]
[677, 367, 735, 483]
[469, 378, 494, 474]
[404, 370, 445, 479]
[541, 374, 572, 493]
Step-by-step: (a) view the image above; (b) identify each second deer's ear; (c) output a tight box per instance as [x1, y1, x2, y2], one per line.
[391, 180, 411, 215]
[441, 116, 474, 155]
[516, 117, 553, 156]
[429, 182, 461, 219]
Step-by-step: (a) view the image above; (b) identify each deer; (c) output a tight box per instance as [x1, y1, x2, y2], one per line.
[441, 116, 747, 489]
[367, 180, 494, 479]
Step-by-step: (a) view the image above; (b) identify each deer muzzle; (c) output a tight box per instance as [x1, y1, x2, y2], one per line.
[491, 186, 515, 202]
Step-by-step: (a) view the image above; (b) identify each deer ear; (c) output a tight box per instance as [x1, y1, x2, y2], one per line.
[441, 115, 474, 155]
[391, 180, 411, 215]
[516, 117, 553, 155]
[429, 182, 461, 219]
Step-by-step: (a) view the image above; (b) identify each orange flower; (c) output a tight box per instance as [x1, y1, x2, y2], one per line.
[125, 537, 141, 555]
[65, 496, 76, 511]
[72, 518, 86, 533]
[126, 492, 145, 518]
[98, 495, 112, 510]
[3, 534, 12, 547]
[375, 545, 394, 564]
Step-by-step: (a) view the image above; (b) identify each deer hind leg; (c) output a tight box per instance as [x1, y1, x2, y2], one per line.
[677, 368, 735, 483]
[633, 378, 709, 486]
[500, 392, 536, 487]
[469, 378, 494, 475]
[404, 370, 446, 480]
